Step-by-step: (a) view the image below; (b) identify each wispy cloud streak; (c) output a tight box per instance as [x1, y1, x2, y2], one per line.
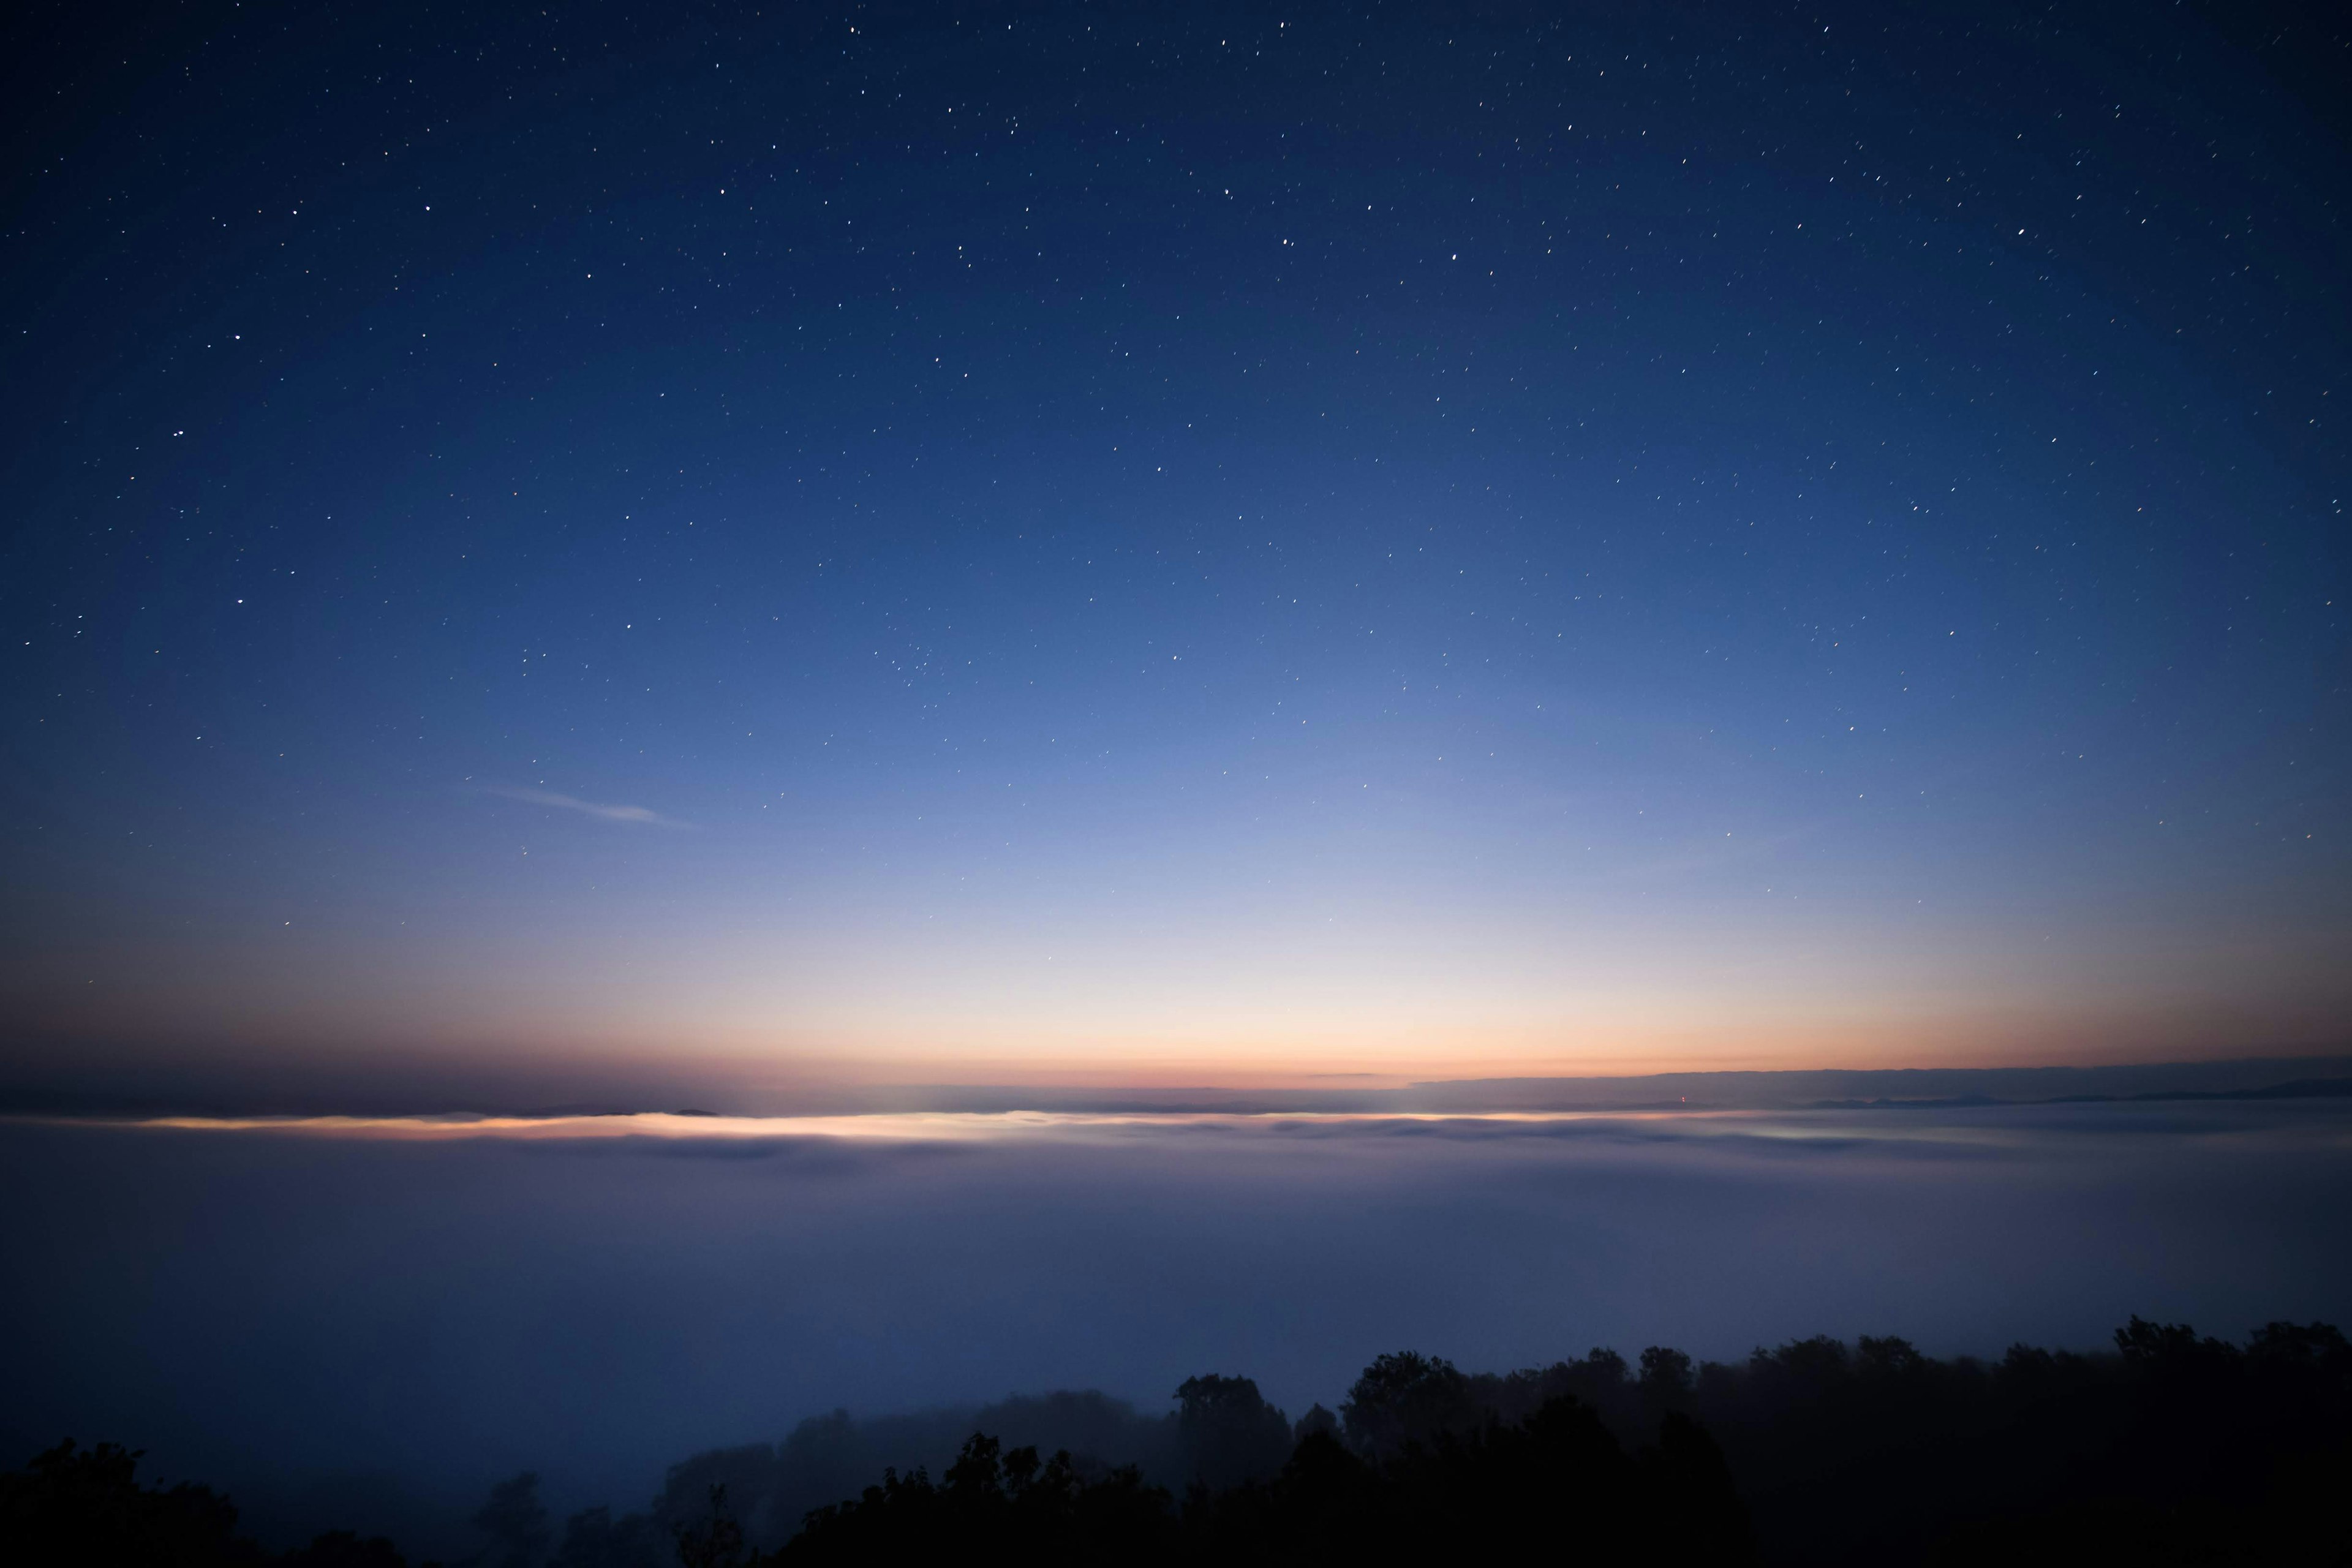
[482, 786, 686, 827]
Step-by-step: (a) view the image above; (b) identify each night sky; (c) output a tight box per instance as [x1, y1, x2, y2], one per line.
[5, 1, 2348, 1091]
[7, 6, 2352, 1553]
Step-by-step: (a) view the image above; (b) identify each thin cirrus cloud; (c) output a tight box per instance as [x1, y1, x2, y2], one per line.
[481, 785, 687, 828]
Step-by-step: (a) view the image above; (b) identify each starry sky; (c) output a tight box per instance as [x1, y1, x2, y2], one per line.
[4, 0, 2347, 1096]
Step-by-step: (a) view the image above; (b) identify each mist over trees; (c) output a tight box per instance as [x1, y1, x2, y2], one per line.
[7, 1317, 2346, 1565]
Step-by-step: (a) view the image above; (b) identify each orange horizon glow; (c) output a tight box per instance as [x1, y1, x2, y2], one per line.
[15, 1005, 2346, 1101]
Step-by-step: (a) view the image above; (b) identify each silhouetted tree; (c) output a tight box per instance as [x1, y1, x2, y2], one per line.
[1174, 1374, 1293, 1490]
[1855, 1335, 1926, 1379]
[670, 1487, 746, 1568]
[1338, 1352, 1476, 1456]
[1579, 1346, 1630, 1389]
[1638, 1344, 1696, 1400]
[0, 1439, 259, 1568]
[1290, 1403, 1338, 1444]
[552, 1505, 664, 1568]
[2245, 1319, 2350, 1370]
[780, 1431, 1175, 1562]
[1638, 1412, 1750, 1562]
[470, 1472, 549, 1568]
[280, 1530, 409, 1568]
[2114, 1314, 2234, 1372]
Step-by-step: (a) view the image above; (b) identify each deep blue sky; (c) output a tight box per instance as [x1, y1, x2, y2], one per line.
[4, 1, 2346, 1092]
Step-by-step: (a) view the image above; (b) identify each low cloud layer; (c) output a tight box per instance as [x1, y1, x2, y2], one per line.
[2, 1101, 2345, 1555]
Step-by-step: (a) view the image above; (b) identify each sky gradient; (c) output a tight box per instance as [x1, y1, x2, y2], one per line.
[4, 1, 2348, 1096]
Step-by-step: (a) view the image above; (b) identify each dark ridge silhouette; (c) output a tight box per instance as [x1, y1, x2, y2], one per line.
[7, 1318, 2346, 1566]
[1813, 1074, 2352, 1109]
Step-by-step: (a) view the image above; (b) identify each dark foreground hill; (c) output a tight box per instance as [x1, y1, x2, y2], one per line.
[7, 1316, 2346, 1566]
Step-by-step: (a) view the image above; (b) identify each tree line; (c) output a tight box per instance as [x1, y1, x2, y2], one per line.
[6, 1317, 2345, 1564]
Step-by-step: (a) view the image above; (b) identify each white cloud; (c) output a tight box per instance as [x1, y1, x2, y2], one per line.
[483, 786, 686, 827]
